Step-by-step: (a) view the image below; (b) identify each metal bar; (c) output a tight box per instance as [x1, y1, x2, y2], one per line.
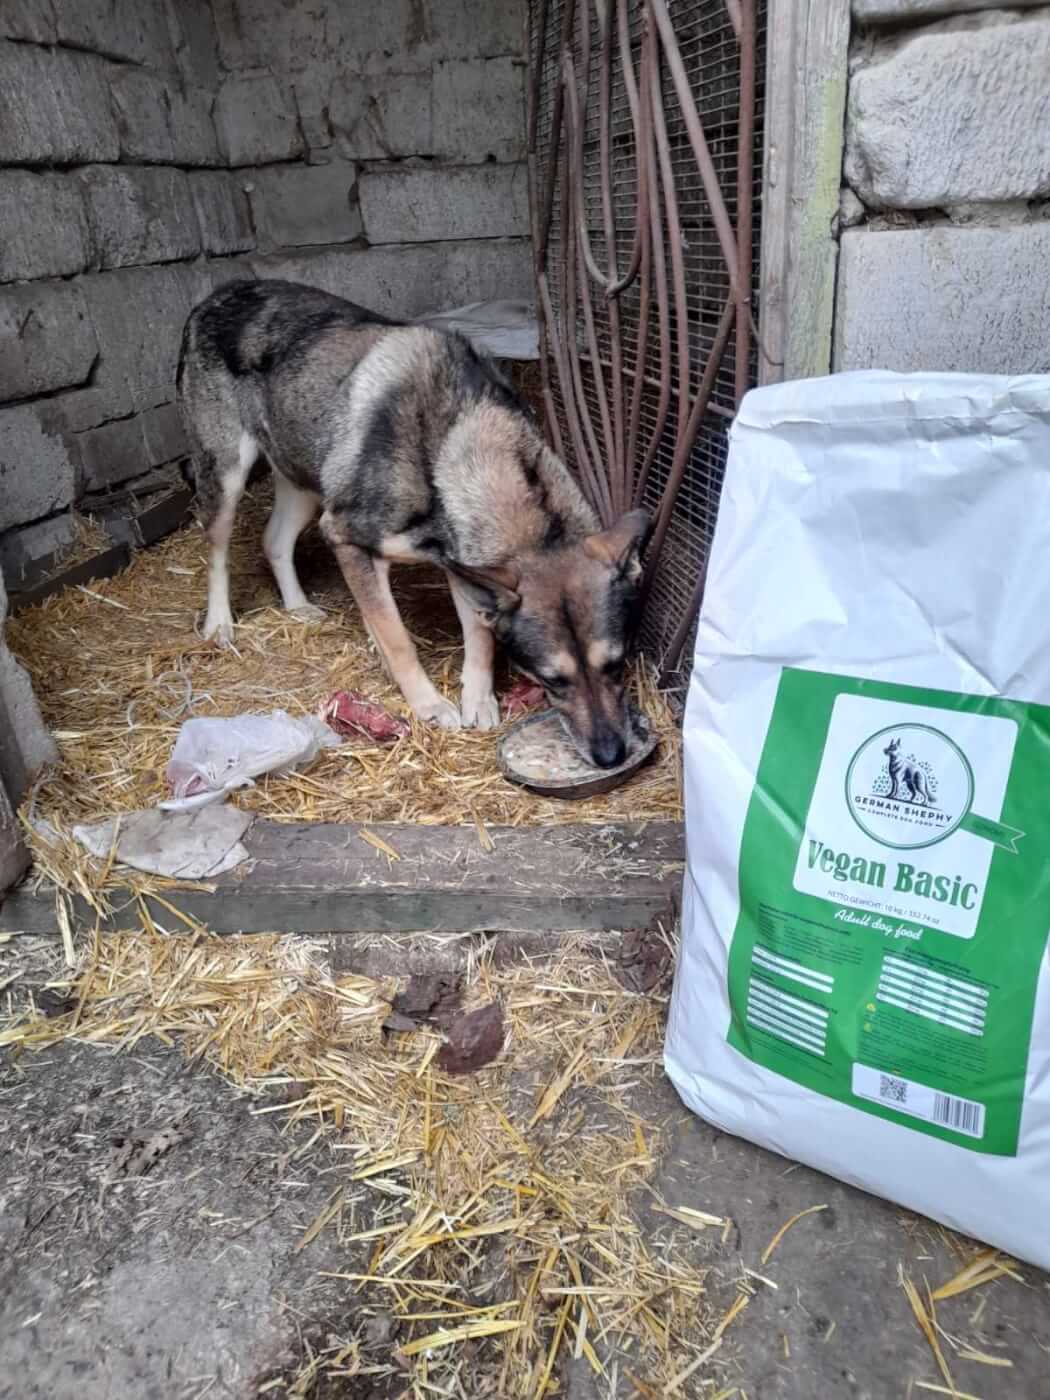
[597, 0, 627, 511]
[536, 0, 578, 267]
[648, 0, 740, 289]
[623, 9, 655, 493]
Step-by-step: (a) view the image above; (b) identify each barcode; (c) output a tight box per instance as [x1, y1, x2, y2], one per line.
[879, 1074, 908, 1104]
[932, 1092, 985, 1139]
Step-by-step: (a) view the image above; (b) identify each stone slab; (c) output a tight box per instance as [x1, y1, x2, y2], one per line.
[169, 0, 221, 89]
[248, 161, 362, 250]
[0, 0, 56, 43]
[835, 223, 1050, 373]
[0, 407, 79, 535]
[214, 75, 305, 167]
[1, 820, 684, 935]
[77, 165, 201, 270]
[76, 418, 151, 492]
[0, 41, 118, 164]
[855, 0, 1045, 23]
[0, 171, 91, 283]
[846, 12, 1050, 209]
[51, 0, 175, 69]
[110, 69, 220, 166]
[330, 71, 433, 160]
[359, 163, 529, 244]
[0, 282, 97, 405]
[189, 172, 255, 256]
[211, 0, 426, 73]
[250, 238, 533, 320]
[433, 57, 526, 163]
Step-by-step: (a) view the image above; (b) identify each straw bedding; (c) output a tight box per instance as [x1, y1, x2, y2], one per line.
[7, 486, 682, 856]
[2, 924, 739, 1396]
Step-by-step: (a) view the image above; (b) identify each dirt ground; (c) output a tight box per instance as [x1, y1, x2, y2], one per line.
[2, 932, 1048, 1400]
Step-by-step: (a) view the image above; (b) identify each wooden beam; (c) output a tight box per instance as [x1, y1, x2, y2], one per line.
[758, 0, 851, 384]
[1, 819, 684, 937]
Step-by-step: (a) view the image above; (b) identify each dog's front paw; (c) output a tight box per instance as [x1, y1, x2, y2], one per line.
[202, 611, 235, 647]
[288, 603, 326, 624]
[415, 695, 462, 731]
[461, 691, 500, 730]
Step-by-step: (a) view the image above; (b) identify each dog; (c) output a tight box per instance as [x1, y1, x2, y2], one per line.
[177, 279, 650, 769]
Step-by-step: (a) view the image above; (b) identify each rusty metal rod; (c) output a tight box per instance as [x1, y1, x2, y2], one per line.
[597, 0, 627, 510]
[536, 0, 578, 268]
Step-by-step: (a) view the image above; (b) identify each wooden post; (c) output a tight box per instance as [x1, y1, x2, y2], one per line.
[758, 0, 851, 384]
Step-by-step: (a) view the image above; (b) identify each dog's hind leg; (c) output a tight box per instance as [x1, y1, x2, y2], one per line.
[446, 571, 499, 730]
[263, 470, 324, 621]
[198, 431, 256, 644]
[327, 536, 461, 729]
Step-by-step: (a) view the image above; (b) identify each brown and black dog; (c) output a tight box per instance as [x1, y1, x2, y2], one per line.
[177, 279, 650, 768]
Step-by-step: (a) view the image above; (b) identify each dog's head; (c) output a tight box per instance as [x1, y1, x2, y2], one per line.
[450, 510, 651, 769]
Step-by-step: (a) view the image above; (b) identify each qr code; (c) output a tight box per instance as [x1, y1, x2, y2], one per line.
[879, 1074, 908, 1104]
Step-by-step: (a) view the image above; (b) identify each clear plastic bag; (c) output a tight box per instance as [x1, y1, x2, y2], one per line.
[162, 711, 340, 812]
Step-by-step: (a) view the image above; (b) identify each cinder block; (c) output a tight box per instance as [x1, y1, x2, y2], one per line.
[51, 0, 175, 70]
[846, 12, 1050, 209]
[835, 224, 1050, 373]
[294, 81, 334, 156]
[854, 0, 1044, 23]
[330, 72, 433, 160]
[433, 58, 525, 162]
[169, 0, 221, 88]
[110, 69, 220, 166]
[248, 162, 362, 250]
[211, 0, 424, 73]
[426, 0, 525, 58]
[140, 403, 189, 465]
[251, 237, 534, 319]
[214, 75, 304, 166]
[0, 512, 77, 591]
[77, 418, 151, 492]
[78, 265, 198, 418]
[0, 0, 56, 43]
[359, 164, 529, 244]
[77, 165, 201, 270]
[0, 282, 98, 404]
[0, 405, 79, 533]
[189, 172, 255, 255]
[0, 171, 92, 283]
[0, 41, 119, 164]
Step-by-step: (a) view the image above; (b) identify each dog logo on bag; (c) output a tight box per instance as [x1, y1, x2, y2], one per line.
[846, 724, 973, 849]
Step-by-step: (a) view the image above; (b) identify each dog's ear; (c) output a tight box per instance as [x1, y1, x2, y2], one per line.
[447, 561, 522, 618]
[582, 509, 652, 579]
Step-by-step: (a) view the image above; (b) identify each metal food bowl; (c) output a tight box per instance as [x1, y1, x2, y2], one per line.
[497, 706, 658, 800]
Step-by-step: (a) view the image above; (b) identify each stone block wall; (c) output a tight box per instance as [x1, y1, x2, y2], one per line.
[834, 2, 1050, 373]
[0, 0, 530, 593]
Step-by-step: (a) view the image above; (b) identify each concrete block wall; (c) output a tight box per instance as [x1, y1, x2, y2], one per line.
[0, 0, 531, 593]
[834, 3, 1050, 373]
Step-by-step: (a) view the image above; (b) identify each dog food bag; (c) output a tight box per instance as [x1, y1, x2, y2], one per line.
[665, 370, 1050, 1268]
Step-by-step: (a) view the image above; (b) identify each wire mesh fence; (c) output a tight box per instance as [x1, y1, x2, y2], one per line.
[528, 0, 766, 698]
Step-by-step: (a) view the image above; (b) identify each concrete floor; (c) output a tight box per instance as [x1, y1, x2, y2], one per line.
[2, 938, 1046, 1399]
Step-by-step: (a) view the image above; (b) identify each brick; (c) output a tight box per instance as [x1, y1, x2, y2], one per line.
[0, 283, 98, 404]
[433, 58, 525, 162]
[846, 13, 1050, 209]
[0, 512, 78, 591]
[330, 72, 433, 160]
[359, 164, 529, 244]
[835, 224, 1050, 374]
[0, 171, 92, 283]
[111, 69, 221, 165]
[854, 0, 1044, 23]
[0, 405, 79, 533]
[251, 237, 534, 320]
[426, 0, 525, 58]
[248, 162, 362, 250]
[214, 75, 304, 166]
[77, 418, 151, 492]
[0, 0, 56, 43]
[0, 41, 119, 164]
[140, 403, 189, 465]
[78, 265, 198, 418]
[189, 172, 255, 255]
[77, 165, 201, 270]
[51, 0, 175, 70]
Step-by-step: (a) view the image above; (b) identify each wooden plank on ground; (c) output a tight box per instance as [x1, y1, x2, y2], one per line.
[1, 820, 684, 936]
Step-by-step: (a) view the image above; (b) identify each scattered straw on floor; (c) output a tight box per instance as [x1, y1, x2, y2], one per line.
[2, 924, 734, 1396]
[8, 487, 682, 860]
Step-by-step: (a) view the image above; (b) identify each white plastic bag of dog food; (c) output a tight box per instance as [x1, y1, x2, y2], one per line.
[665, 370, 1050, 1269]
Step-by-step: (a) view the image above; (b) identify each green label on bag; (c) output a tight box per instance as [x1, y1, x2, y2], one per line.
[726, 670, 1050, 1156]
